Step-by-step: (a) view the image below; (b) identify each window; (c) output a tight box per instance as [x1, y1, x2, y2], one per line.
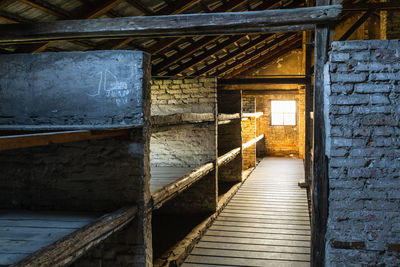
[271, 100, 296, 126]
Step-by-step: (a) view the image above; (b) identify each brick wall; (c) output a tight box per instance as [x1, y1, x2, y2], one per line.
[151, 126, 217, 168]
[151, 78, 217, 115]
[325, 40, 400, 266]
[250, 92, 305, 158]
[242, 97, 256, 170]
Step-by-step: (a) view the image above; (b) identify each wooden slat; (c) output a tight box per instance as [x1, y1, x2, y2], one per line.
[150, 166, 193, 192]
[224, 34, 302, 77]
[13, 206, 137, 267]
[191, 247, 310, 261]
[196, 240, 310, 254]
[151, 162, 214, 210]
[183, 158, 311, 266]
[0, 129, 131, 151]
[0, 5, 343, 44]
[243, 134, 264, 149]
[217, 147, 241, 167]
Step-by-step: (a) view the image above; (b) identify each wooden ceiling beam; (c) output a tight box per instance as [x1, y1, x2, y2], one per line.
[167, 35, 244, 76]
[97, 0, 201, 52]
[226, 35, 302, 77]
[14, 0, 124, 53]
[151, 0, 301, 73]
[16, 0, 70, 19]
[339, 9, 372, 41]
[192, 33, 292, 77]
[216, 36, 302, 77]
[165, 0, 306, 76]
[153, 36, 219, 74]
[125, 0, 153, 15]
[0, 5, 343, 44]
[0, 0, 14, 9]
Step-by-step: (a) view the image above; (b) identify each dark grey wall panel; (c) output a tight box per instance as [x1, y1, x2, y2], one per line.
[0, 50, 150, 130]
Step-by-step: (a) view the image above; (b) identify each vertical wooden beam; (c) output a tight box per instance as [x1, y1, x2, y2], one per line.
[303, 1, 314, 194]
[304, 38, 313, 184]
[312, 0, 335, 266]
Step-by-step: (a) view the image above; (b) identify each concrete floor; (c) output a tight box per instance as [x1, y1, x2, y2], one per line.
[183, 157, 311, 267]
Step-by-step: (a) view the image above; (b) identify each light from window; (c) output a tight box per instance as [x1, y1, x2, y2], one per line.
[271, 100, 296, 126]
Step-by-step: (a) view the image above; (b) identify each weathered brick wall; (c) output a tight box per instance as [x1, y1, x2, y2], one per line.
[150, 77, 218, 217]
[325, 40, 400, 266]
[242, 97, 256, 170]
[242, 118, 256, 170]
[242, 97, 256, 113]
[250, 92, 305, 158]
[151, 77, 217, 115]
[151, 125, 217, 167]
[150, 77, 217, 168]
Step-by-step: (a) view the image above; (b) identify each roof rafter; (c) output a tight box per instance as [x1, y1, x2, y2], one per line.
[226, 35, 303, 77]
[191, 33, 294, 77]
[15, 0, 124, 53]
[215, 33, 302, 77]
[152, 0, 293, 74]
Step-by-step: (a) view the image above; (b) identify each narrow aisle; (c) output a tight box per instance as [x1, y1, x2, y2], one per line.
[182, 157, 311, 267]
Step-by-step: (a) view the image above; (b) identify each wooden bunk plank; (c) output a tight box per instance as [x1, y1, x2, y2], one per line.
[217, 147, 241, 167]
[0, 6, 342, 44]
[150, 167, 193, 192]
[217, 113, 240, 121]
[151, 113, 215, 126]
[242, 134, 264, 149]
[242, 112, 264, 118]
[0, 129, 131, 151]
[151, 163, 214, 210]
[11, 206, 137, 267]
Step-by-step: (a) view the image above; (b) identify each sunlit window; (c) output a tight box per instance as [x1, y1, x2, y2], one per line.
[271, 100, 296, 126]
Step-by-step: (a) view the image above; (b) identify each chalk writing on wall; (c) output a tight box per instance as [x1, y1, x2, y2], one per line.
[88, 69, 134, 106]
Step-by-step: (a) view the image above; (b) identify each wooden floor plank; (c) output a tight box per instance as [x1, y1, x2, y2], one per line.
[183, 157, 311, 266]
[191, 247, 310, 261]
[184, 255, 309, 267]
[196, 241, 310, 254]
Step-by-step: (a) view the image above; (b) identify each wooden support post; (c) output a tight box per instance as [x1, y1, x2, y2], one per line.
[304, 26, 314, 188]
[312, 0, 335, 266]
[0, 5, 342, 44]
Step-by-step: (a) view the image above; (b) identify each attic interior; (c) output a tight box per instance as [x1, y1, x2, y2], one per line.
[0, 0, 399, 266]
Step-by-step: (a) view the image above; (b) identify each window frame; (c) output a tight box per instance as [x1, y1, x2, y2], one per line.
[270, 100, 297, 126]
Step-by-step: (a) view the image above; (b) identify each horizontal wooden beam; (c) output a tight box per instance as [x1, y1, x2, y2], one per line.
[13, 206, 137, 267]
[219, 77, 310, 85]
[217, 147, 241, 167]
[242, 112, 264, 118]
[218, 113, 241, 121]
[151, 162, 214, 210]
[243, 134, 264, 149]
[243, 89, 300, 94]
[0, 5, 342, 44]
[0, 129, 131, 151]
[151, 113, 215, 126]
